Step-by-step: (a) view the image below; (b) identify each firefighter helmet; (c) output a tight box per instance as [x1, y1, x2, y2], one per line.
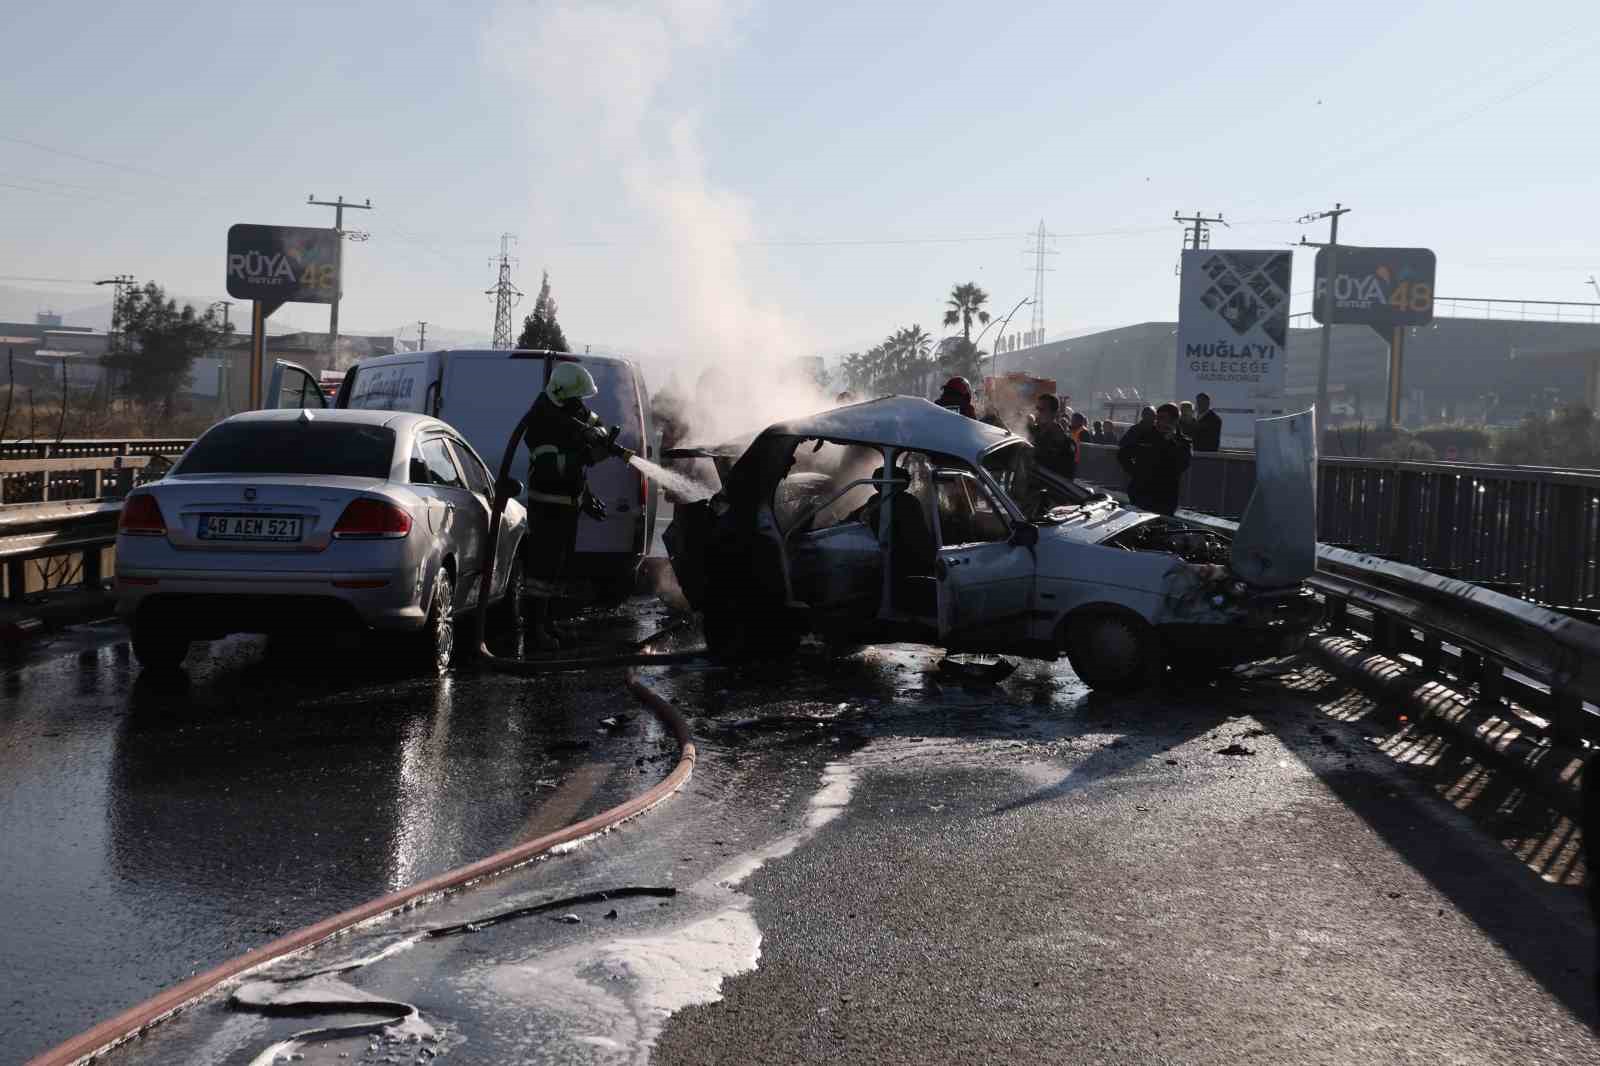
[547, 362, 599, 403]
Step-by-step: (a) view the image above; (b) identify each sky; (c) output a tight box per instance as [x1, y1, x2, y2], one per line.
[2, 0, 1597, 374]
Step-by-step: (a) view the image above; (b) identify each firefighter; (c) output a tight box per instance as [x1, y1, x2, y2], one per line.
[935, 376, 977, 419]
[524, 362, 624, 650]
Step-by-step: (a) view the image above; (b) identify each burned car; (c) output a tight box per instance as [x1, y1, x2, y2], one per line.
[664, 397, 1320, 691]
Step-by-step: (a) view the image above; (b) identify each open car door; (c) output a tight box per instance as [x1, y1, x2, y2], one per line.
[265, 360, 330, 410]
[931, 467, 1036, 647]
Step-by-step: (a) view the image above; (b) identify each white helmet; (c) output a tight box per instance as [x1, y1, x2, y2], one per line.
[547, 362, 598, 403]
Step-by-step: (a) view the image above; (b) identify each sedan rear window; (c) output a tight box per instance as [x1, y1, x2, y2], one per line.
[177, 422, 396, 479]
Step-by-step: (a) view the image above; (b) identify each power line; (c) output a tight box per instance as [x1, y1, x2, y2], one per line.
[0, 133, 183, 182]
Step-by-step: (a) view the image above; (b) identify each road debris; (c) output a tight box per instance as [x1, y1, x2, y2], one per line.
[1216, 743, 1255, 756]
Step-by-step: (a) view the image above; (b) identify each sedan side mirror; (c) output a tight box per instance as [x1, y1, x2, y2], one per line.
[497, 477, 525, 500]
[1010, 523, 1039, 548]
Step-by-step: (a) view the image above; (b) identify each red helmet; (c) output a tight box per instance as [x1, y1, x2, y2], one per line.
[941, 376, 972, 400]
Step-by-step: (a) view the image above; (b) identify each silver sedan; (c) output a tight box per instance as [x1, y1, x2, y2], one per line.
[114, 409, 528, 674]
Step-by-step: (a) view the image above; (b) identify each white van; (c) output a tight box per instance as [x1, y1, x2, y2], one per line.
[268, 350, 656, 604]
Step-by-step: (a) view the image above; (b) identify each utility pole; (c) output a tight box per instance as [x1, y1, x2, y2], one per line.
[1588, 275, 1600, 301]
[417, 321, 428, 351]
[1298, 202, 1351, 425]
[306, 194, 373, 356]
[486, 234, 522, 350]
[1173, 211, 1226, 251]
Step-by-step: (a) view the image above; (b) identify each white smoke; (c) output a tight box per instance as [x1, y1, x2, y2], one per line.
[484, 0, 829, 446]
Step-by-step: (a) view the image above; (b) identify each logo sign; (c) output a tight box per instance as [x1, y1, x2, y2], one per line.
[1312, 246, 1435, 329]
[225, 224, 340, 304]
[1175, 250, 1292, 449]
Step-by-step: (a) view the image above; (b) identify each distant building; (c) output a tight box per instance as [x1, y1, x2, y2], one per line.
[996, 318, 1599, 426]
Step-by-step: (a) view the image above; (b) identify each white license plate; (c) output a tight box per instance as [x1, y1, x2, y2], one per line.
[198, 514, 304, 542]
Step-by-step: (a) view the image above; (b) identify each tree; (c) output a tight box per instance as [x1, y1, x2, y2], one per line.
[100, 282, 232, 415]
[515, 271, 571, 352]
[942, 282, 991, 346]
[939, 337, 982, 384]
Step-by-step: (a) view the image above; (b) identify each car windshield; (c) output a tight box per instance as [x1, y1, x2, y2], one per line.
[177, 421, 396, 479]
[980, 441, 1099, 519]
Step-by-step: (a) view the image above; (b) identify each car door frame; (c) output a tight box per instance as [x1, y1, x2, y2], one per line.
[930, 466, 1037, 647]
[416, 432, 488, 608]
[265, 360, 329, 410]
[444, 434, 516, 602]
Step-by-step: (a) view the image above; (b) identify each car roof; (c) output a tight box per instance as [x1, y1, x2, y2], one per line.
[350, 348, 634, 367]
[765, 396, 1017, 457]
[219, 408, 447, 433]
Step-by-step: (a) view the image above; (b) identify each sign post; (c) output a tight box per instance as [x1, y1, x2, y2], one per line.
[1175, 249, 1293, 449]
[1311, 246, 1436, 430]
[225, 224, 341, 409]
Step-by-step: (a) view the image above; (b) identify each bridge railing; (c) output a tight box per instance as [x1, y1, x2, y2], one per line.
[1176, 508, 1600, 748]
[0, 439, 191, 505]
[1078, 443, 1600, 608]
[0, 439, 192, 602]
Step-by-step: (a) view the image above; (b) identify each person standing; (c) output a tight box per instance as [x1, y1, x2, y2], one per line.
[1118, 406, 1156, 450]
[935, 376, 977, 419]
[524, 363, 620, 650]
[1118, 402, 1192, 515]
[1029, 393, 1076, 479]
[1193, 392, 1223, 452]
[1178, 400, 1197, 439]
[1069, 411, 1089, 445]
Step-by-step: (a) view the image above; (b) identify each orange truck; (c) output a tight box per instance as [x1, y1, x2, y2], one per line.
[981, 372, 1060, 429]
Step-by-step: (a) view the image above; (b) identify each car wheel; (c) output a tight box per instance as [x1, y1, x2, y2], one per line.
[1064, 613, 1162, 693]
[131, 622, 190, 671]
[415, 568, 456, 676]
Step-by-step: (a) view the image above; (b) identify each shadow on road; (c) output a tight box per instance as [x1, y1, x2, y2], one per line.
[1260, 667, 1597, 1029]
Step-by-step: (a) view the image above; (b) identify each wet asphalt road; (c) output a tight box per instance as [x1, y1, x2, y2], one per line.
[56, 636, 1599, 1066]
[1, 605, 677, 1062]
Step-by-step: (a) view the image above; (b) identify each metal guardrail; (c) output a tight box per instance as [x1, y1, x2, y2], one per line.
[1172, 508, 1600, 747]
[0, 499, 122, 603]
[0, 438, 190, 505]
[1079, 443, 1600, 607]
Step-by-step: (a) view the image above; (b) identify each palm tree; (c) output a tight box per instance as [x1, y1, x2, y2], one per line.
[943, 282, 991, 345]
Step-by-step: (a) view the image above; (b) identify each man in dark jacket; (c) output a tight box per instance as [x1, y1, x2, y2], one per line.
[524, 362, 618, 648]
[1118, 402, 1192, 515]
[1028, 393, 1077, 479]
[1192, 392, 1223, 452]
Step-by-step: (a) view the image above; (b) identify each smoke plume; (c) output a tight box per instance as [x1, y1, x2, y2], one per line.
[485, 0, 830, 447]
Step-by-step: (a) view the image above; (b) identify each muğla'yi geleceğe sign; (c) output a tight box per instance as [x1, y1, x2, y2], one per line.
[225, 224, 340, 304]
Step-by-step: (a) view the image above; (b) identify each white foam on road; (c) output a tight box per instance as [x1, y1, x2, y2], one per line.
[462, 757, 860, 1063]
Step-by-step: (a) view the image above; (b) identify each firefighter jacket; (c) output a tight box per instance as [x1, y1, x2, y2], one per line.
[525, 392, 601, 507]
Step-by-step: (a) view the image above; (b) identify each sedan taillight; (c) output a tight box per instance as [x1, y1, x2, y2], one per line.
[331, 499, 413, 539]
[119, 493, 166, 536]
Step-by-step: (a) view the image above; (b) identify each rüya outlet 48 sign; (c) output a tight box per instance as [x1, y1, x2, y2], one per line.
[225, 224, 340, 305]
[1312, 246, 1436, 331]
[1175, 249, 1292, 449]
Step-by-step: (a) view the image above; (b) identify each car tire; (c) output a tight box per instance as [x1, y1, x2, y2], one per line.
[491, 553, 526, 633]
[414, 567, 456, 676]
[1064, 613, 1162, 693]
[131, 622, 189, 671]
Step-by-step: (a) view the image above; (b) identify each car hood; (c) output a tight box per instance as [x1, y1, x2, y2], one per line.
[1228, 408, 1317, 587]
[1040, 498, 1159, 545]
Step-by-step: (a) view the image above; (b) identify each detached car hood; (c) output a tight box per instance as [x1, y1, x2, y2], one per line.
[1228, 408, 1317, 587]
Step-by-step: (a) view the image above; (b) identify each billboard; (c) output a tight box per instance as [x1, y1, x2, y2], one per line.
[1311, 246, 1435, 330]
[225, 224, 340, 304]
[1175, 250, 1292, 449]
